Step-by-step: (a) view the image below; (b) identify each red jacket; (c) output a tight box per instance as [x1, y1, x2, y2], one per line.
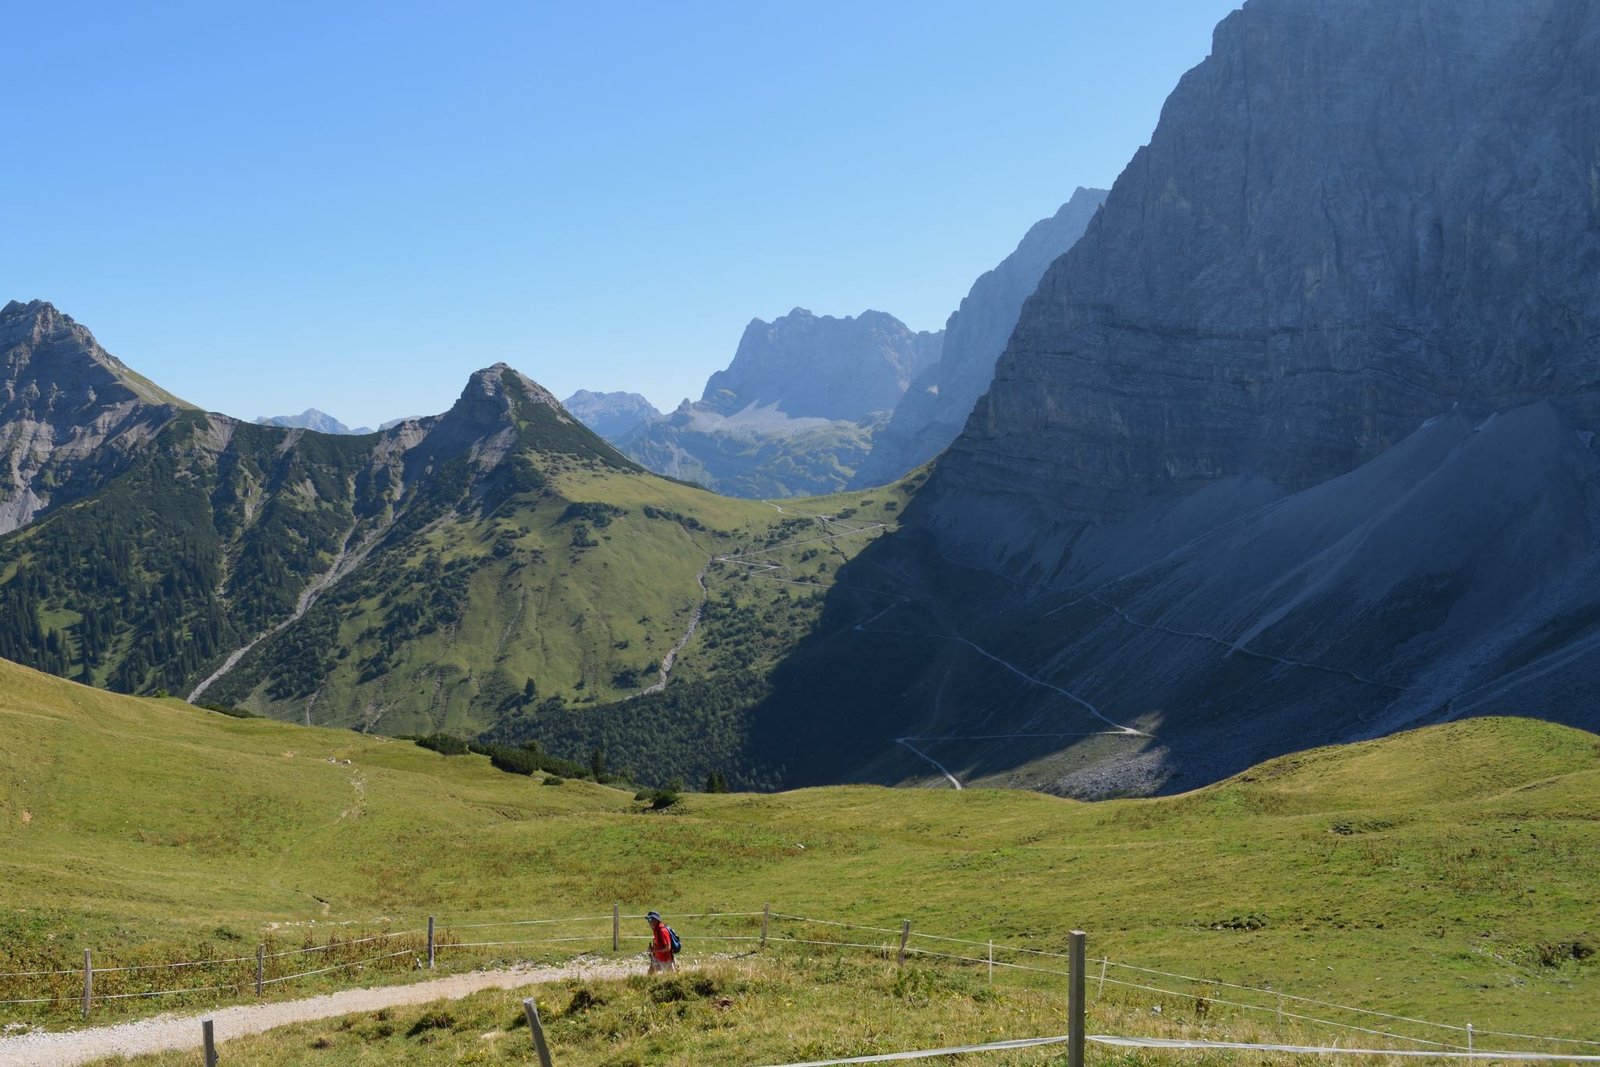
[649, 922, 674, 961]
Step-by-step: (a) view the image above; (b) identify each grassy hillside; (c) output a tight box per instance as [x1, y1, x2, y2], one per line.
[3, 658, 1598, 1046]
[210, 464, 918, 766]
[0, 365, 918, 767]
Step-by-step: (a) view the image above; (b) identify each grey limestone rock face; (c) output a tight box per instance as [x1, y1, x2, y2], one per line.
[923, 0, 1600, 572]
[851, 186, 1108, 489]
[0, 300, 192, 534]
[799, 0, 1600, 794]
[561, 389, 661, 439]
[618, 307, 941, 496]
[701, 308, 942, 422]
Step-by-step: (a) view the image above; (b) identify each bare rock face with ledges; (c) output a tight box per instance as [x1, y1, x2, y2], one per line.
[851, 186, 1107, 489]
[796, 0, 1600, 796]
[701, 308, 942, 423]
[561, 390, 660, 440]
[922, 0, 1600, 573]
[616, 307, 943, 497]
[0, 300, 192, 534]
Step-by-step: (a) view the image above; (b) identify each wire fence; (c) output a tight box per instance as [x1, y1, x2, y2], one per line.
[2, 906, 1596, 1062]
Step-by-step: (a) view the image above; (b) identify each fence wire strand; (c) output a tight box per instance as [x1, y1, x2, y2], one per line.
[3, 907, 1595, 1058]
[1097, 974, 1465, 1051]
[259, 948, 415, 987]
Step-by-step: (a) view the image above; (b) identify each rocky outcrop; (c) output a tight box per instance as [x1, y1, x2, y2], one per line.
[789, 0, 1600, 796]
[403, 363, 636, 485]
[851, 187, 1107, 488]
[701, 308, 942, 421]
[619, 308, 940, 496]
[0, 300, 193, 533]
[921, 0, 1600, 578]
[561, 389, 661, 439]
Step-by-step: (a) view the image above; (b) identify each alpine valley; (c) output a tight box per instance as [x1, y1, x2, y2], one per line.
[0, 298, 923, 789]
[3, 0, 1600, 806]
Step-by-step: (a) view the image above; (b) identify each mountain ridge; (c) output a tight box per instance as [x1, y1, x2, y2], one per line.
[614, 307, 940, 497]
[0, 311, 909, 766]
[850, 186, 1108, 488]
[792, 0, 1600, 796]
[0, 300, 194, 534]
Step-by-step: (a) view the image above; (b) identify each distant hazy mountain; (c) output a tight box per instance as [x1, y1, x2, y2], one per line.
[254, 409, 373, 435]
[701, 308, 942, 421]
[850, 187, 1107, 488]
[616, 308, 941, 497]
[561, 390, 661, 439]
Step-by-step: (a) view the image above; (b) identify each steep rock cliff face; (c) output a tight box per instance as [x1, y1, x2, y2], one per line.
[618, 308, 941, 496]
[0, 301, 192, 533]
[922, 0, 1600, 577]
[701, 308, 942, 421]
[851, 187, 1107, 488]
[776, 0, 1600, 796]
[562, 390, 661, 439]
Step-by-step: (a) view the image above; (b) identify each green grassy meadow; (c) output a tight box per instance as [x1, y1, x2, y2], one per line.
[2, 657, 1598, 1057]
[210, 458, 918, 746]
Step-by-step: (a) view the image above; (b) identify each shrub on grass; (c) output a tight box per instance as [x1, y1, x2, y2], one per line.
[488, 745, 539, 776]
[415, 733, 468, 756]
[646, 788, 680, 810]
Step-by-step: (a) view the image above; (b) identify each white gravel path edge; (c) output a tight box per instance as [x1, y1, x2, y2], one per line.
[0, 958, 646, 1067]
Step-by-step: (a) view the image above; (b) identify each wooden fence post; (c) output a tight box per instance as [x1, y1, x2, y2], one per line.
[427, 916, 436, 970]
[256, 944, 265, 996]
[1068, 930, 1086, 1067]
[761, 903, 771, 949]
[988, 940, 994, 985]
[81, 949, 92, 1019]
[613, 903, 620, 952]
[202, 1019, 218, 1067]
[1098, 955, 1107, 997]
[897, 920, 911, 967]
[1468, 1023, 1474, 1054]
[523, 997, 555, 1067]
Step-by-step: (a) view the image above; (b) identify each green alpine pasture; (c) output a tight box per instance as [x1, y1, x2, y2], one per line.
[2, 658, 1598, 1053]
[0, 366, 921, 781]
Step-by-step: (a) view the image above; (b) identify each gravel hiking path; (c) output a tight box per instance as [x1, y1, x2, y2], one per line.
[0, 958, 645, 1066]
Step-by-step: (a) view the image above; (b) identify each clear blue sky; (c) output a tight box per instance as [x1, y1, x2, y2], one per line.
[5, 1, 1240, 428]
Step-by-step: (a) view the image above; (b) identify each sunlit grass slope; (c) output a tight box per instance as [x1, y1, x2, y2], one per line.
[3, 657, 1597, 1038]
[211, 457, 918, 746]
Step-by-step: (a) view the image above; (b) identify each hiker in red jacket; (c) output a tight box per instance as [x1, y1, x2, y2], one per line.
[646, 910, 677, 973]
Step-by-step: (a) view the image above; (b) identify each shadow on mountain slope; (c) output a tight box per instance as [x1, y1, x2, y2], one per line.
[750, 401, 1600, 798]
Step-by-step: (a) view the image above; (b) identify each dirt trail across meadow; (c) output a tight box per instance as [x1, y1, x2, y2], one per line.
[0, 959, 643, 1066]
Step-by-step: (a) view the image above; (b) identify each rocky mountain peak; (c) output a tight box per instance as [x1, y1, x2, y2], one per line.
[701, 307, 943, 421]
[254, 409, 372, 435]
[403, 362, 632, 478]
[561, 389, 661, 439]
[460, 358, 560, 409]
[1, 299, 66, 338]
[0, 300, 193, 533]
[923, 0, 1600, 570]
[1, 299, 190, 410]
